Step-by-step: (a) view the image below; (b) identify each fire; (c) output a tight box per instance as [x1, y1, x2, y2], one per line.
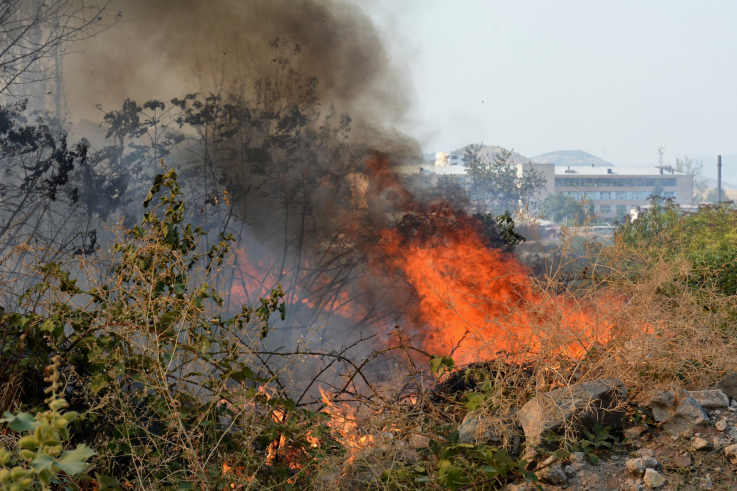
[365, 154, 612, 364]
[319, 386, 374, 459]
[228, 152, 614, 370]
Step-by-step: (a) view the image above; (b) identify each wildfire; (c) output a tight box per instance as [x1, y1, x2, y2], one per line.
[319, 386, 374, 460]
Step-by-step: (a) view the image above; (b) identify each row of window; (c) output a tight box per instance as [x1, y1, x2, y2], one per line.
[556, 178, 678, 187]
[599, 205, 627, 215]
[563, 191, 675, 200]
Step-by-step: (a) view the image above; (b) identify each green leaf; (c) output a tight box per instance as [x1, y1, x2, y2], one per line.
[1, 412, 41, 432]
[462, 392, 484, 411]
[429, 356, 455, 378]
[89, 374, 111, 394]
[56, 445, 96, 475]
[31, 454, 55, 473]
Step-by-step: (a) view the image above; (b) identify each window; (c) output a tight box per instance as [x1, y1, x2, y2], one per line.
[599, 191, 610, 200]
[616, 204, 626, 216]
[599, 205, 611, 213]
[555, 177, 678, 187]
[616, 192, 627, 200]
[631, 192, 645, 200]
[663, 191, 676, 198]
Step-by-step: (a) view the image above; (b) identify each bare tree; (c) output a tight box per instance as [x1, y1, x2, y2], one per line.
[0, 0, 117, 97]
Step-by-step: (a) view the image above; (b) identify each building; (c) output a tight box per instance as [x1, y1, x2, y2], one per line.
[421, 146, 694, 221]
[555, 166, 693, 220]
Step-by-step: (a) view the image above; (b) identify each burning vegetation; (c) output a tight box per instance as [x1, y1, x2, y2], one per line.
[1, 1, 737, 490]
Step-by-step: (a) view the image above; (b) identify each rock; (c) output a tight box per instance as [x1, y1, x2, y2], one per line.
[570, 451, 586, 464]
[716, 419, 729, 431]
[563, 464, 576, 477]
[716, 372, 737, 401]
[626, 457, 659, 476]
[647, 390, 677, 422]
[643, 468, 665, 488]
[672, 456, 691, 468]
[625, 425, 648, 440]
[536, 458, 567, 485]
[458, 409, 500, 444]
[663, 396, 710, 436]
[725, 443, 737, 464]
[569, 451, 587, 470]
[689, 389, 729, 409]
[517, 378, 627, 447]
[636, 448, 655, 458]
[458, 408, 522, 455]
[691, 437, 713, 451]
[728, 428, 737, 441]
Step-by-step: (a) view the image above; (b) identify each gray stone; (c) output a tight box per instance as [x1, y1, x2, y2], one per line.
[564, 464, 576, 477]
[716, 372, 737, 401]
[570, 451, 586, 464]
[716, 419, 729, 431]
[689, 389, 729, 409]
[626, 457, 659, 476]
[458, 408, 521, 454]
[663, 396, 710, 436]
[458, 409, 500, 444]
[647, 390, 677, 422]
[728, 428, 737, 441]
[536, 459, 567, 485]
[517, 378, 627, 447]
[691, 437, 713, 451]
[725, 443, 737, 464]
[643, 468, 665, 488]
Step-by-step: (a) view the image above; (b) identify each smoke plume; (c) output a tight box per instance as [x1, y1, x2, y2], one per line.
[66, 0, 415, 151]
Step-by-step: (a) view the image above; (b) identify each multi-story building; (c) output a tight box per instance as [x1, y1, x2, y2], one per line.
[554, 166, 693, 220]
[421, 146, 694, 221]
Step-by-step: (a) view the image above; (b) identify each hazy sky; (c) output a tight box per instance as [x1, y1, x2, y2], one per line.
[364, 0, 737, 173]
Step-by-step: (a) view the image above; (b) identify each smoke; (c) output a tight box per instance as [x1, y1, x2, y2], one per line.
[65, 0, 415, 150]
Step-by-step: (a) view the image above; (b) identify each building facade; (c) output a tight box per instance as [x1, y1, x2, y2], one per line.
[555, 167, 693, 220]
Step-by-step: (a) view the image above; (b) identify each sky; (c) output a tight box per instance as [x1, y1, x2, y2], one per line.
[363, 0, 737, 177]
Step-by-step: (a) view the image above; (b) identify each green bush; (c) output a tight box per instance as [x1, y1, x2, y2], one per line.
[0, 356, 95, 491]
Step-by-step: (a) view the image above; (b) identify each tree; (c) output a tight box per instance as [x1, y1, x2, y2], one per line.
[0, 0, 117, 96]
[674, 155, 708, 202]
[704, 188, 719, 204]
[651, 182, 664, 203]
[541, 192, 586, 224]
[464, 143, 546, 215]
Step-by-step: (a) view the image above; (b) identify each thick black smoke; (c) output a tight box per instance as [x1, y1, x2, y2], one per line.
[66, 0, 415, 152]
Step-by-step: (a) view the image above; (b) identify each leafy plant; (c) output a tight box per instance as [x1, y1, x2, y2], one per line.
[0, 356, 95, 490]
[381, 426, 537, 490]
[544, 422, 619, 465]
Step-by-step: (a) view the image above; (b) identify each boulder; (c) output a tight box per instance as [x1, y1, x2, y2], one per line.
[688, 389, 729, 409]
[647, 390, 677, 422]
[715, 373, 737, 401]
[517, 378, 627, 447]
[663, 396, 710, 436]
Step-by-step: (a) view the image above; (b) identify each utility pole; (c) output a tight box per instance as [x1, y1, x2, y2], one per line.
[718, 155, 722, 203]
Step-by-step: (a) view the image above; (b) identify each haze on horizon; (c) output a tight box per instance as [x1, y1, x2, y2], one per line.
[366, 0, 737, 179]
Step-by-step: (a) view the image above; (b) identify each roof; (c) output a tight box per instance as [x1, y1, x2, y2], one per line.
[532, 149, 614, 167]
[554, 166, 689, 177]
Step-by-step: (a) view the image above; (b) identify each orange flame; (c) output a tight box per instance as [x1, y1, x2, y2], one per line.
[319, 386, 374, 459]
